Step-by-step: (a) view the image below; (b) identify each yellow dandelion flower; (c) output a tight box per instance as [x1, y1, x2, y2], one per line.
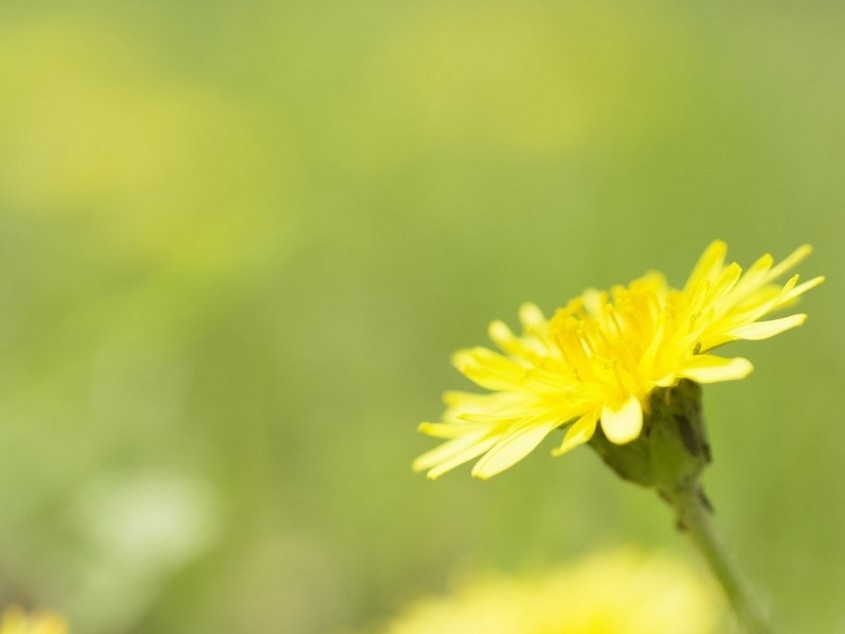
[381, 548, 725, 634]
[0, 607, 67, 634]
[414, 241, 823, 479]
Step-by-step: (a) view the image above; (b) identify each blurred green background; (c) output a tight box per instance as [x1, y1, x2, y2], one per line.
[0, 1, 842, 632]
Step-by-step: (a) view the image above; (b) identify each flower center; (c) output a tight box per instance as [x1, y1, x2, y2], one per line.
[548, 275, 670, 400]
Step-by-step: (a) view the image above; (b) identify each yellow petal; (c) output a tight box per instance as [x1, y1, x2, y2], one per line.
[680, 355, 752, 383]
[487, 319, 514, 345]
[552, 411, 598, 456]
[418, 421, 487, 439]
[781, 275, 825, 303]
[452, 347, 528, 391]
[600, 396, 643, 445]
[471, 421, 558, 479]
[725, 314, 806, 341]
[764, 244, 813, 284]
[519, 302, 547, 330]
[413, 433, 499, 479]
[684, 240, 727, 293]
[710, 262, 742, 298]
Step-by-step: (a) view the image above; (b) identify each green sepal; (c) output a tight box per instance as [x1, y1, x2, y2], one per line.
[587, 380, 711, 499]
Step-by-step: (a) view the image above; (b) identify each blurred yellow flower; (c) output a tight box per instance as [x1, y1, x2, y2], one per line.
[415, 241, 823, 479]
[0, 607, 67, 634]
[381, 548, 724, 634]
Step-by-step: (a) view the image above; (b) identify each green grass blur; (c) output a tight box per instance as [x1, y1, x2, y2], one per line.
[0, 1, 842, 632]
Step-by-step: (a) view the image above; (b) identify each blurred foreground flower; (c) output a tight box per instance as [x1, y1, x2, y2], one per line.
[0, 607, 67, 634]
[414, 240, 822, 480]
[380, 548, 725, 634]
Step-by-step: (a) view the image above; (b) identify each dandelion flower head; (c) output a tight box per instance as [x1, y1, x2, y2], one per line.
[414, 241, 823, 479]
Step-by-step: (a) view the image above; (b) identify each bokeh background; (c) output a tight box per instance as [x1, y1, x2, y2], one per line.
[0, 1, 842, 632]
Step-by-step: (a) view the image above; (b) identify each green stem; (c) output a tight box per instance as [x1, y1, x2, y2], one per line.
[670, 487, 773, 634]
